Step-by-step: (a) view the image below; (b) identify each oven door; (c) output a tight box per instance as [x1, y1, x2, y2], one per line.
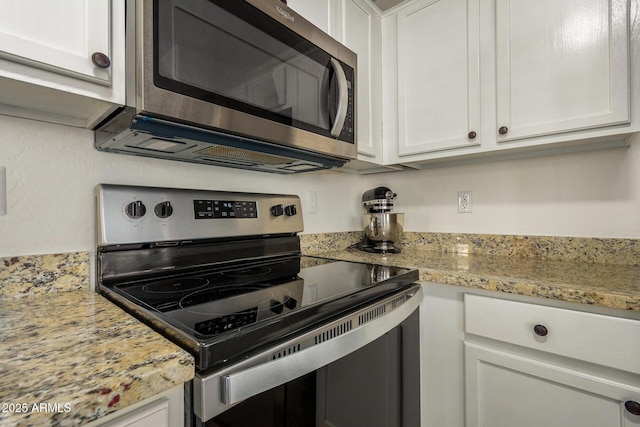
[139, 0, 356, 159]
[191, 284, 422, 426]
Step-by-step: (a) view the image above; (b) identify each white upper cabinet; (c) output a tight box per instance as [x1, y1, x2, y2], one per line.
[395, 0, 481, 156]
[285, 0, 334, 34]
[385, 0, 636, 167]
[289, 0, 395, 172]
[0, 0, 112, 85]
[495, 0, 630, 142]
[342, 0, 383, 160]
[0, 0, 124, 128]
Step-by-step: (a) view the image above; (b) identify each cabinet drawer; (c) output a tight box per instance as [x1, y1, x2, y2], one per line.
[464, 294, 640, 374]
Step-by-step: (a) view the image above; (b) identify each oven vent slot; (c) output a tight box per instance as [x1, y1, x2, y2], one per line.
[314, 320, 353, 345]
[270, 344, 301, 360]
[392, 294, 407, 308]
[359, 305, 386, 325]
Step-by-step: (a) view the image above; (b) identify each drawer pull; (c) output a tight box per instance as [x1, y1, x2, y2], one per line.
[626, 401, 640, 416]
[533, 324, 548, 337]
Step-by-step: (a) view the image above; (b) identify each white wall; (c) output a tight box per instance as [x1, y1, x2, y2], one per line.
[366, 135, 640, 239]
[1, 115, 639, 257]
[0, 115, 365, 257]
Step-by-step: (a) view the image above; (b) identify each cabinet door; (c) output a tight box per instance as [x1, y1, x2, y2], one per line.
[342, 0, 383, 161]
[0, 0, 112, 85]
[286, 0, 333, 34]
[495, 0, 630, 142]
[396, 0, 480, 156]
[97, 399, 169, 427]
[465, 343, 640, 427]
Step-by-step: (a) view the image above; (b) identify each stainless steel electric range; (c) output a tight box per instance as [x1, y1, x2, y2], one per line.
[96, 184, 422, 427]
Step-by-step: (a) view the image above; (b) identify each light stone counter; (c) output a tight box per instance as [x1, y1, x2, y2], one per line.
[0, 290, 194, 426]
[309, 248, 640, 312]
[2, 231, 639, 425]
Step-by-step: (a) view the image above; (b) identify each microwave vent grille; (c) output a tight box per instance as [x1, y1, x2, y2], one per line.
[195, 145, 294, 166]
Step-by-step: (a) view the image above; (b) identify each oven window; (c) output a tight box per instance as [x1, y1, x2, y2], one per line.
[155, 0, 353, 140]
[208, 373, 317, 427]
[200, 312, 421, 427]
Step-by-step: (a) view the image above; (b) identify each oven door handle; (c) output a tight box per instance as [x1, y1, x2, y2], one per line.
[219, 285, 422, 406]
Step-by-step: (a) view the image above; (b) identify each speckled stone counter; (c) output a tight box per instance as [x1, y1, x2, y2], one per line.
[309, 247, 640, 311]
[0, 252, 90, 298]
[300, 232, 640, 266]
[0, 291, 195, 426]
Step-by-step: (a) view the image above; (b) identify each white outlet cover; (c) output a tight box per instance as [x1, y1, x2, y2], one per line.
[307, 191, 317, 214]
[458, 191, 472, 213]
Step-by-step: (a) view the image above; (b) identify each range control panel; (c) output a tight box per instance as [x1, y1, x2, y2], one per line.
[194, 200, 258, 219]
[96, 184, 303, 246]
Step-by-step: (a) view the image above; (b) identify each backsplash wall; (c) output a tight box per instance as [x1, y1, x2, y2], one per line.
[0, 115, 365, 257]
[0, 115, 639, 258]
[364, 134, 640, 239]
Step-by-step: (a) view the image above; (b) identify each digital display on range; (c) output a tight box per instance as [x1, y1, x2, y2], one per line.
[194, 200, 258, 219]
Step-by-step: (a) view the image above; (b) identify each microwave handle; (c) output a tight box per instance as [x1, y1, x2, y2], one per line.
[329, 58, 349, 137]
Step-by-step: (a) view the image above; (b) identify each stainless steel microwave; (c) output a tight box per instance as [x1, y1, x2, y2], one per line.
[94, 0, 357, 174]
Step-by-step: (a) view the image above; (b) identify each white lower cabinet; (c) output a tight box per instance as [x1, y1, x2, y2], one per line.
[464, 294, 640, 427]
[85, 385, 184, 427]
[465, 344, 640, 427]
[420, 283, 640, 427]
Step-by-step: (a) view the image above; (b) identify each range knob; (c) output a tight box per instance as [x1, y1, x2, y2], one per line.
[270, 204, 284, 217]
[270, 299, 284, 314]
[284, 204, 297, 216]
[154, 201, 174, 219]
[125, 201, 146, 219]
[284, 297, 298, 310]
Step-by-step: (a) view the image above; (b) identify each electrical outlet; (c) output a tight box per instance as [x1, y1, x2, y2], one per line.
[307, 191, 317, 214]
[458, 191, 472, 213]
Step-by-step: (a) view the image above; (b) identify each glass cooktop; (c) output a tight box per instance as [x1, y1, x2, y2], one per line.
[104, 256, 418, 370]
[110, 256, 416, 340]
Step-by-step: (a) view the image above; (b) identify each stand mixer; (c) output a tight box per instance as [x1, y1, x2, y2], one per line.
[359, 187, 404, 253]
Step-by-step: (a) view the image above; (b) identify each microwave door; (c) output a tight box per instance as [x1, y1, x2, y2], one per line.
[155, 0, 342, 139]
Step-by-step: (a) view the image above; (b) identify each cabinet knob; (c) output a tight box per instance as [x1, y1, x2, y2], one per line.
[533, 324, 548, 337]
[91, 52, 111, 69]
[498, 126, 509, 135]
[468, 131, 477, 140]
[626, 401, 640, 416]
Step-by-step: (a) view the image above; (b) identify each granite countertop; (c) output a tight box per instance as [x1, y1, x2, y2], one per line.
[1, 234, 638, 425]
[312, 247, 640, 312]
[0, 290, 195, 426]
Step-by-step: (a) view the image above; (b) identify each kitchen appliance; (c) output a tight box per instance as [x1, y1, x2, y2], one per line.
[93, 0, 357, 174]
[95, 184, 421, 426]
[359, 187, 404, 253]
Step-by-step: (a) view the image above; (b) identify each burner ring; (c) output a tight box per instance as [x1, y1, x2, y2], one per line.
[178, 285, 291, 315]
[142, 278, 209, 294]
